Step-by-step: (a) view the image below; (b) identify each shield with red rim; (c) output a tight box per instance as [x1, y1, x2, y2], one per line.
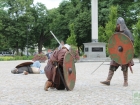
[63, 52, 76, 91]
[108, 32, 134, 65]
[16, 62, 33, 68]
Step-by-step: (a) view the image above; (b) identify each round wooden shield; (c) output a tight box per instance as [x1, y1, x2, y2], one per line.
[108, 32, 134, 65]
[16, 62, 33, 68]
[63, 52, 76, 91]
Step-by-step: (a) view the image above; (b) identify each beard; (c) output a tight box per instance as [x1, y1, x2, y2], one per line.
[115, 25, 120, 32]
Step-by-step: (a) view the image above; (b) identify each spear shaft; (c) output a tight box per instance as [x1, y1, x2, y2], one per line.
[91, 62, 104, 74]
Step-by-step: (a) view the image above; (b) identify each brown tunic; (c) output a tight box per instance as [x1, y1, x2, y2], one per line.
[110, 60, 134, 67]
[44, 49, 67, 88]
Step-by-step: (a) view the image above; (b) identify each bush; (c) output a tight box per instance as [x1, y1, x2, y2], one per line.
[70, 45, 80, 62]
[32, 53, 47, 62]
[0, 56, 34, 61]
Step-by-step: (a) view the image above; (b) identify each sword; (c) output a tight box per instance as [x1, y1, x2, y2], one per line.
[128, 63, 133, 74]
[56, 63, 69, 91]
[50, 31, 61, 45]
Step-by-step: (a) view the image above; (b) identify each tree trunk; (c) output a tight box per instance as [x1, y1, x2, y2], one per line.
[38, 30, 45, 53]
[16, 41, 19, 55]
[38, 41, 43, 53]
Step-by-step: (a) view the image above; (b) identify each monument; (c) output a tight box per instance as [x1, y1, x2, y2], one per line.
[81, 0, 109, 61]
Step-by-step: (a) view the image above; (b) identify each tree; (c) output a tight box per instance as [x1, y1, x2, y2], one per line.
[70, 0, 91, 47]
[30, 3, 50, 53]
[47, 0, 91, 50]
[99, 6, 118, 43]
[133, 14, 140, 57]
[104, 6, 118, 42]
[99, 6, 118, 56]
[0, 0, 139, 56]
[66, 23, 77, 46]
[98, 0, 110, 27]
[0, 9, 10, 51]
[0, 0, 34, 55]
[98, 0, 138, 29]
[49, 1, 71, 46]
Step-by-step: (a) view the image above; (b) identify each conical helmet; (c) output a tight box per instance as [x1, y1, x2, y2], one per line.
[116, 17, 127, 31]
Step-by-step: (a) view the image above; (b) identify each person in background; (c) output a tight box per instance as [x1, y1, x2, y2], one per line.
[46, 49, 53, 60]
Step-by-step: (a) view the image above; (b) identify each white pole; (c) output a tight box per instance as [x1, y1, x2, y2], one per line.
[92, 0, 98, 42]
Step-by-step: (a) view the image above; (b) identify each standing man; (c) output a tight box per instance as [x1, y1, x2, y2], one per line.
[100, 17, 134, 87]
[44, 44, 71, 91]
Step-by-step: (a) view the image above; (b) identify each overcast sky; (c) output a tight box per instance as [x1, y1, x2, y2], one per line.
[34, 0, 64, 9]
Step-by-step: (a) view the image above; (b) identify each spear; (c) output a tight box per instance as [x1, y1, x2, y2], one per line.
[91, 62, 104, 74]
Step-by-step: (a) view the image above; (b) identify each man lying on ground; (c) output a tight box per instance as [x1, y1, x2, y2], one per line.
[11, 61, 44, 75]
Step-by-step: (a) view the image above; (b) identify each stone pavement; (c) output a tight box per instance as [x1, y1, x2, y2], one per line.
[0, 59, 140, 105]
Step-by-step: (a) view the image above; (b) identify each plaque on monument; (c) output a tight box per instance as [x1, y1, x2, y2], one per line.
[92, 47, 103, 52]
[85, 48, 88, 52]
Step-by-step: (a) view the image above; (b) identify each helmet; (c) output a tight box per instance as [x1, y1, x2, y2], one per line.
[11, 68, 18, 74]
[63, 44, 71, 51]
[116, 17, 127, 31]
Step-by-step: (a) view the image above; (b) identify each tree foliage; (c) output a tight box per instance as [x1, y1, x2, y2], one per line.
[66, 23, 77, 46]
[133, 14, 140, 57]
[99, 6, 118, 43]
[0, 0, 140, 57]
[99, 5, 118, 56]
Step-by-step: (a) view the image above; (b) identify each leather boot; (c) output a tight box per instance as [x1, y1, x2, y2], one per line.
[44, 81, 52, 91]
[123, 70, 128, 87]
[100, 70, 114, 85]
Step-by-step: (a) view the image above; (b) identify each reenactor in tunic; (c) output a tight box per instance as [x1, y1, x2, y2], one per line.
[100, 17, 134, 87]
[44, 44, 71, 91]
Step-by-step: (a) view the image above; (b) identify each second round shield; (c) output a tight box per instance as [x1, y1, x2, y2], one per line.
[16, 62, 33, 68]
[108, 32, 134, 65]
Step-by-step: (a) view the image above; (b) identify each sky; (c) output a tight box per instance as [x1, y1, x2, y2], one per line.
[34, 0, 64, 9]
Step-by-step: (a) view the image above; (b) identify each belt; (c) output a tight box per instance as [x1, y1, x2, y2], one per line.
[49, 59, 58, 68]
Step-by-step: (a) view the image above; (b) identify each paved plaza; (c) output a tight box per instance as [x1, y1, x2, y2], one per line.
[0, 59, 140, 105]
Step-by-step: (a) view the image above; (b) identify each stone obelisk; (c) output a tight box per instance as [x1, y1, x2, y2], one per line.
[92, 0, 98, 42]
[83, 0, 106, 60]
